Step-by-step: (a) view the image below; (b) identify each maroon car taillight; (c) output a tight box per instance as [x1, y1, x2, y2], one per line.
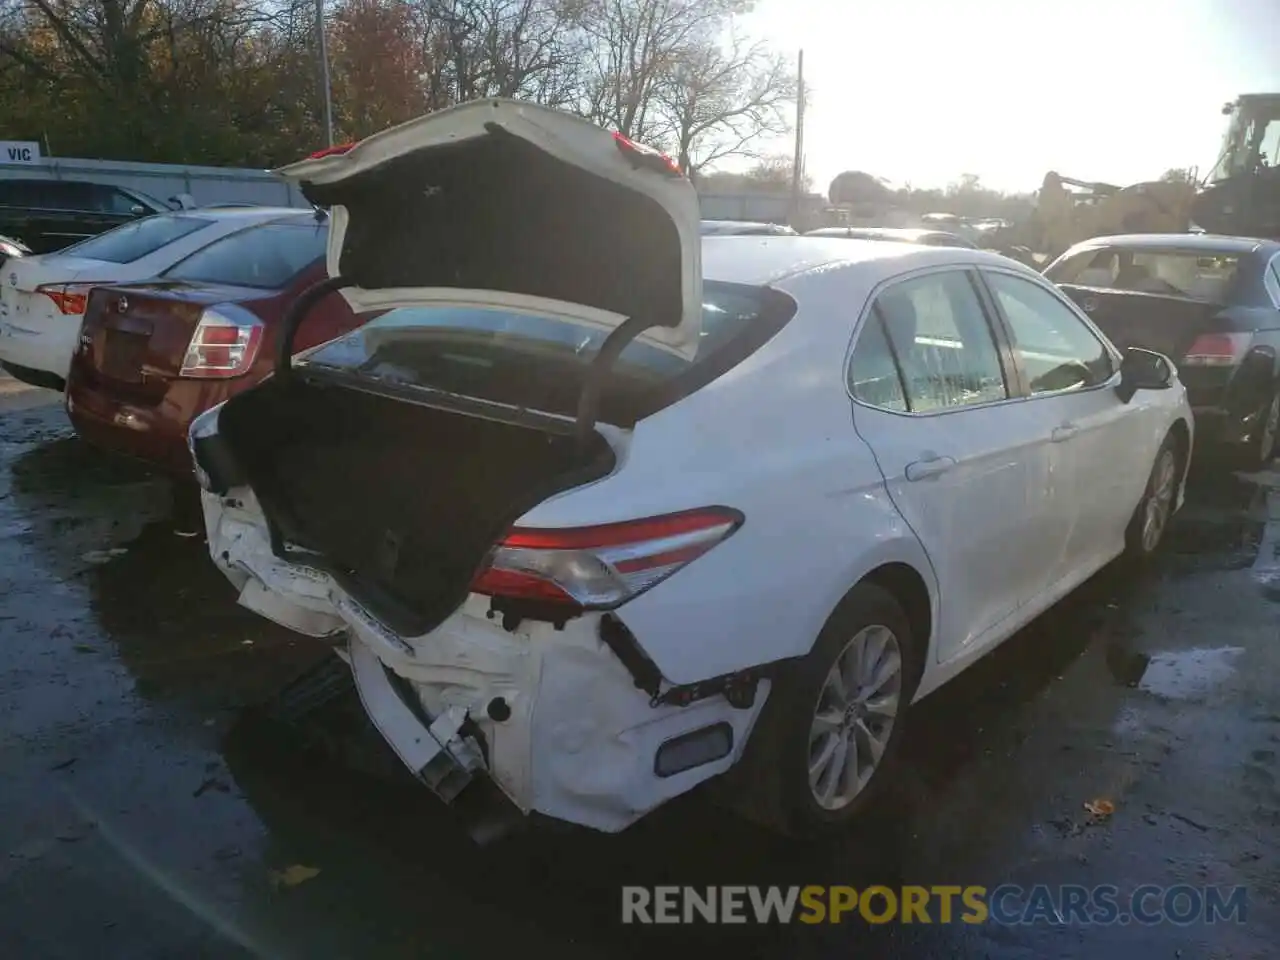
[470, 507, 743, 610]
[1184, 332, 1250, 367]
[180, 307, 264, 378]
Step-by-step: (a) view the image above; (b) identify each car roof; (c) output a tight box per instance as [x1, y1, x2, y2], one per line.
[702, 235, 1016, 286]
[1067, 233, 1279, 257]
[805, 226, 961, 242]
[700, 220, 793, 234]
[184, 205, 311, 221]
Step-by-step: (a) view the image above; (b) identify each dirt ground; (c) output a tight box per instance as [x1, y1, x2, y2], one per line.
[1, 373, 1277, 959]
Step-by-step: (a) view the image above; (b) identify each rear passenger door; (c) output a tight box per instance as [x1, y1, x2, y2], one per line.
[846, 267, 1057, 664]
[980, 267, 1151, 584]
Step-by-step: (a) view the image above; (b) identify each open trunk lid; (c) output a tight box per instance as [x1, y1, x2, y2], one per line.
[275, 98, 703, 359]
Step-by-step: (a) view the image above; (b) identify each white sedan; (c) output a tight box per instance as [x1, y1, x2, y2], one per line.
[189, 100, 1193, 838]
[0, 206, 309, 390]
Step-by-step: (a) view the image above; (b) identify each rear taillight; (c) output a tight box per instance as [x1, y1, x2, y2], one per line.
[612, 131, 683, 177]
[307, 141, 357, 160]
[36, 282, 100, 315]
[180, 307, 263, 379]
[471, 507, 742, 609]
[1184, 332, 1251, 367]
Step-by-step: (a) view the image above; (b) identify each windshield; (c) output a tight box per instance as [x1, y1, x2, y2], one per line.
[1208, 98, 1280, 182]
[163, 219, 327, 288]
[56, 214, 212, 264]
[1046, 247, 1241, 303]
[299, 281, 794, 422]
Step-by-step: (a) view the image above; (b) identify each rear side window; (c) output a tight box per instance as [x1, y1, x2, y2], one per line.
[164, 220, 327, 288]
[847, 313, 907, 412]
[868, 270, 1008, 412]
[0, 180, 76, 208]
[58, 214, 210, 264]
[300, 281, 796, 423]
[1046, 247, 1241, 303]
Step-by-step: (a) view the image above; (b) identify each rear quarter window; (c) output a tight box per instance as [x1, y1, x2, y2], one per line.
[163, 220, 328, 288]
[299, 281, 796, 424]
[57, 214, 211, 264]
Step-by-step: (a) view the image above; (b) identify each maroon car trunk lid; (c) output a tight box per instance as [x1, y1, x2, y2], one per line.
[80, 283, 267, 400]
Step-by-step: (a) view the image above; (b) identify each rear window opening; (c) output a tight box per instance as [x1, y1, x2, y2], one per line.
[58, 214, 211, 264]
[162, 220, 328, 288]
[1047, 248, 1241, 303]
[300, 130, 683, 325]
[298, 280, 796, 424]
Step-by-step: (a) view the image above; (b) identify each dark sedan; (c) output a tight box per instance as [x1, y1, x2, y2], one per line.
[1045, 234, 1280, 469]
[65, 212, 363, 477]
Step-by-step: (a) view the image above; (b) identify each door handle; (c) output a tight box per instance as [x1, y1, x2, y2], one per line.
[905, 455, 956, 482]
[1051, 422, 1079, 443]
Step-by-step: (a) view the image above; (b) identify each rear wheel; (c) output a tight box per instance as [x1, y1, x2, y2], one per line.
[738, 584, 920, 837]
[1242, 388, 1280, 471]
[1124, 434, 1180, 560]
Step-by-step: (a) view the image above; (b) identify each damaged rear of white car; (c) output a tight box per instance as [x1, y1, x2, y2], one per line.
[190, 100, 918, 837]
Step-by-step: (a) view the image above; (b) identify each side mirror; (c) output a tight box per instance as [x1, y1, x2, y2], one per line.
[129, 204, 147, 217]
[1116, 347, 1173, 403]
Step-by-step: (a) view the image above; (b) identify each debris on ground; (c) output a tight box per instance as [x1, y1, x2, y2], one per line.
[269, 864, 321, 889]
[192, 777, 230, 798]
[80, 547, 128, 564]
[1084, 798, 1116, 819]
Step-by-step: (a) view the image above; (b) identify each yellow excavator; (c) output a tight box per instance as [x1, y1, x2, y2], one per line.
[992, 93, 1280, 262]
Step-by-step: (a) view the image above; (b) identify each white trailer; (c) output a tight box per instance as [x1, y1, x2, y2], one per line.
[0, 145, 309, 209]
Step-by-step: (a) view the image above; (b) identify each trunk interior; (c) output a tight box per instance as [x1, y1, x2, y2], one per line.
[217, 372, 617, 636]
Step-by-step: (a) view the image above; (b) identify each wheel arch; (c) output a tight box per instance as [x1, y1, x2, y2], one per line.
[817, 558, 936, 689]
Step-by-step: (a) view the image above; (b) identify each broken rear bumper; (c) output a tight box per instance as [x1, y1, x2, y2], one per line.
[204, 490, 768, 833]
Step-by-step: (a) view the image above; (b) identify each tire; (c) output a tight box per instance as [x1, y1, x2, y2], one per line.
[1124, 434, 1181, 560]
[1241, 388, 1280, 472]
[735, 583, 921, 838]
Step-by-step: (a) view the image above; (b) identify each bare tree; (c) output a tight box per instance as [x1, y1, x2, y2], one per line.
[658, 28, 794, 174]
[415, 0, 581, 109]
[573, 0, 744, 143]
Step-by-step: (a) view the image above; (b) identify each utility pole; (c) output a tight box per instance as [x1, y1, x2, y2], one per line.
[790, 49, 806, 226]
[316, 0, 335, 147]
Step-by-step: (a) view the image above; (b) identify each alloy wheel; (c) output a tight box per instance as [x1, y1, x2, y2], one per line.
[808, 624, 902, 810]
[1142, 449, 1177, 552]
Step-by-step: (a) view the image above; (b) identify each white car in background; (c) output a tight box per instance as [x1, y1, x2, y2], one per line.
[0, 206, 310, 390]
[189, 100, 1193, 838]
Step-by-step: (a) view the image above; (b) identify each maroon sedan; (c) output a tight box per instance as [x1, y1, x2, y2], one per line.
[66, 211, 361, 477]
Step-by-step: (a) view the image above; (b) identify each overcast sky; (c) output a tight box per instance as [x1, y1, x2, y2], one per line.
[740, 0, 1280, 195]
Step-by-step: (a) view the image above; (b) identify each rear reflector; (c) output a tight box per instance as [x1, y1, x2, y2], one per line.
[471, 507, 742, 609]
[180, 306, 264, 379]
[654, 723, 734, 778]
[1184, 332, 1250, 367]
